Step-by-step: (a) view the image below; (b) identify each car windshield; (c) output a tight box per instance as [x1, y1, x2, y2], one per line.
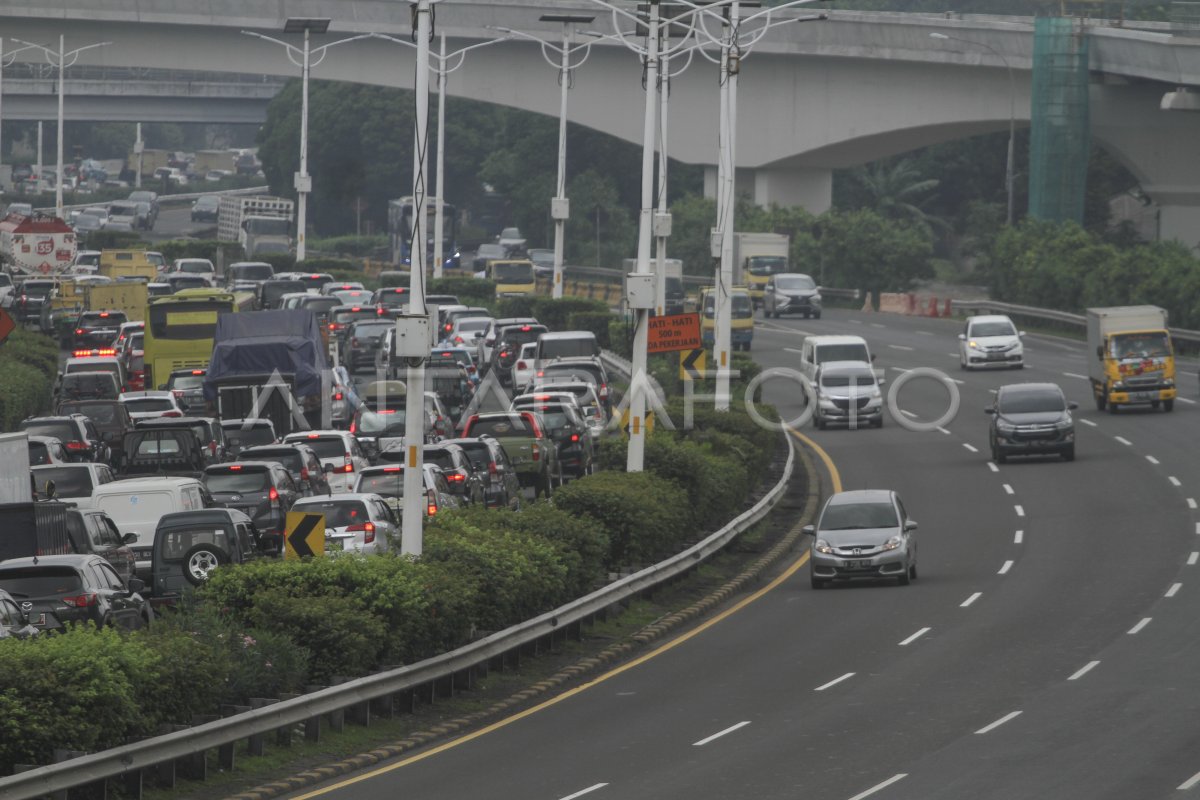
[32, 466, 93, 497]
[224, 426, 275, 448]
[356, 472, 405, 498]
[61, 374, 116, 396]
[28, 442, 57, 465]
[352, 322, 392, 338]
[81, 313, 126, 328]
[775, 275, 816, 291]
[21, 421, 76, 442]
[702, 295, 753, 318]
[205, 469, 269, 493]
[356, 410, 407, 436]
[821, 370, 876, 388]
[231, 265, 274, 281]
[454, 443, 490, 470]
[817, 344, 869, 363]
[1110, 331, 1170, 359]
[292, 437, 348, 459]
[293, 500, 368, 528]
[494, 263, 533, 282]
[469, 416, 529, 437]
[971, 321, 1017, 337]
[158, 528, 232, 562]
[133, 437, 181, 456]
[748, 257, 788, 276]
[999, 390, 1065, 414]
[423, 450, 457, 471]
[500, 326, 545, 347]
[477, 244, 505, 258]
[455, 318, 490, 334]
[59, 402, 117, 424]
[96, 492, 172, 521]
[540, 337, 597, 359]
[125, 398, 174, 413]
[169, 374, 205, 390]
[0, 568, 83, 598]
[821, 501, 898, 531]
[242, 449, 302, 473]
[178, 262, 212, 274]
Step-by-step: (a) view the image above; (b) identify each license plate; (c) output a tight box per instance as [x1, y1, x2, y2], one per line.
[31, 613, 45, 626]
[1131, 391, 1155, 402]
[843, 559, 872, 570]
[986, 353, 1006, 361]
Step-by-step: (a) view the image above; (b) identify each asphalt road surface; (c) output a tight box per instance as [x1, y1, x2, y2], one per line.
[272, 307, 1200, 800]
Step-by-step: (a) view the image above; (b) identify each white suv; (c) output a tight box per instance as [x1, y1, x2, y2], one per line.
[282, 430, 369, 493]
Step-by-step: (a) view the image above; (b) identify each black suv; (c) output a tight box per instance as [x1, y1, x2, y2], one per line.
[72, 310, 127, 350]
[423, 443, 486, 506]
[986, 382, 1078, 463]
[239, 443, 331, 496]
[439, 436, 523, 510]
[152, 509, 262, 598]
[342, 319, 394, 372]
[19, 414, 109, 463]
[120, 427, 207, 475]
[0, 554, 150, 632]
[201, 462, 302, 554]
[491, 323, 549, 383]
[163, 368, 207, 412]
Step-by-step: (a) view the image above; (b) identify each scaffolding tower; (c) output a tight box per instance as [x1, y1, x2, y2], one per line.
[1028, 17, 1091, 224]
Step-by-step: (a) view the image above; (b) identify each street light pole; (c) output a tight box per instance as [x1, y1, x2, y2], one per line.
[713, 3, 739, 411]
[12, 36, 111, 219]
[930, 31, 1016, 226]
[241, 21, 372, 262]
[401, 0, 433, 556]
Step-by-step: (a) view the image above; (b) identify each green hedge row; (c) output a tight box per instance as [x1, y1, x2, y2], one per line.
[0, 328, 56, 429]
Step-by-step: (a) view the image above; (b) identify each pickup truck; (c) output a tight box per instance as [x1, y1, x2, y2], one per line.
[462, 410, 560, 497]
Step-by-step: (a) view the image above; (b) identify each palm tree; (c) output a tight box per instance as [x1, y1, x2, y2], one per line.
[852, 158, 949, 236]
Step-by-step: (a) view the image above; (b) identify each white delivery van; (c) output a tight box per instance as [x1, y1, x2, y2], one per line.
[797, 335, 875, 383]
[91, 476, 209, 581]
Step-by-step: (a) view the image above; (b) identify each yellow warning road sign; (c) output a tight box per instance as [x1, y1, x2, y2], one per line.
[284, 512, 326, 560]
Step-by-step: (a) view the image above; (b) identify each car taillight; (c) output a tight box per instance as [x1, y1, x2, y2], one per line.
[499, 350, 509, 359]
[62, 593, 97, 608]
[75, 328, 84, 335]
[342, 453, 353, 473]
[300, 468, 309, 481]
[64, 441, 87, 451]
[349, 421, 356, 434]
[163, 411, 181, 418]
[426, 489, 438, 516]
[209, 441, 217, 456]
[599, 383, 609, 399]
[532, 448, 540, 462]
[516, 360, 527, 370]
[333, 392, 344, 401]
[446, 471, 465, 483]
[269, 487, 279, 503]
[488, 461, 498, 475]
[570, 433, 580, 442]
[346, 522, 376, 543]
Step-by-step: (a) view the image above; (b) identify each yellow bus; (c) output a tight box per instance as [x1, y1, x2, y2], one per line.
[700, 286, 755, 352]
[143, 288, 238, 391]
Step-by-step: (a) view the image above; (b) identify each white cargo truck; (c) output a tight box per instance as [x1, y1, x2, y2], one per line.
[217, 195, 294, 258]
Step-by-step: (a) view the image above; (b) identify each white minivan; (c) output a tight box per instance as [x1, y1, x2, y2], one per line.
[797, 335, 876, 383]
[91, 476, 210, 580]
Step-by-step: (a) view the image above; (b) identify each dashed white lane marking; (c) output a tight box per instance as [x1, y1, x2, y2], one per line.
[1003, 484, 1015, 495]
[963, 443, 979, 453]
[998, 560, 1014, 575]
[1195, 522, 1200, 535]
[1179, 396, 1197, 405]
[693, 721, 751, 746]
[1064, 372, 1088, 380]
[1147, 455, 1160, 465]
[1115, 436, 1133, 446]
[1177, 769, 1200, 791]
[1190, 498, 1198, 510]
[848, 319, 863, 325]
[961, 592, 982, 608]
[918, 331, 934, 336]
[1189, 552, 1199, 566]
[1079, 418, 1098, 427]
[1128, 617, 1152, 634]
[936, 426, 951, 435]
[1067, 661, 1100, 681]
[846, 774, 908, 800]
[1171, 477, 1182, 487]
[987, 463, 999, 473]
[1014, 530, 1024, 544]
[975, 711, 1022, 735]
[889, 344, 914, 352]
[870, 323, 886, 329]
[947, 352, 960, 358]
[899, 628, 931, 646]
[815, 673, 856, 692]
[1167, 583, 1183, 598]
[891, 367, 910, 374]
[560, 784, 609, 800]
[1014, 505, 1025, 517]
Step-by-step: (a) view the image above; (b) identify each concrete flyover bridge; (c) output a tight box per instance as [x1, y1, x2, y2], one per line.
[5, 2, 1200, 243]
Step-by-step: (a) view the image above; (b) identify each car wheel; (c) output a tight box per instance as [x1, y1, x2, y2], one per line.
[873, 416, 883, 428]
[814, 414, 825, 430]
[810, 573, 825, 590]
[909, 562, 918, 580]
[182, 544, 229, 586]
[813, 312, 821, 320]
[1094, 392, 1107, 411]
[897, 564, 911, 586]
[1062, 445, 1075, 462]
[1164, 399, 1175, 412]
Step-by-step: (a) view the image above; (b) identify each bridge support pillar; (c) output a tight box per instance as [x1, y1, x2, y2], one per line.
[703, 165, 832, 214]
[1154, 195, 1200, 251]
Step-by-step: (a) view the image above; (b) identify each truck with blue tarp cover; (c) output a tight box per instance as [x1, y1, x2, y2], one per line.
[203, 309, 329, 435]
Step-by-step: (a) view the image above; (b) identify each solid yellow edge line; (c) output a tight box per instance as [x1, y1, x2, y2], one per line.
[292, 429, 839, 800]
[788, 426, 842, 494]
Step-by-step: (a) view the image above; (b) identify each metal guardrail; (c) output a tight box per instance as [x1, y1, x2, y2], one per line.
[0, 376, 794, 800]
[949, 298, 1200, 347]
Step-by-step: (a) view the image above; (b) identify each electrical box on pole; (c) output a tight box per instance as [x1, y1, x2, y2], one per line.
[551, 197, 570, 220]
[393, 315, 431, 359]
[626, 273, 657, 310]
[653, 211, 672, 238]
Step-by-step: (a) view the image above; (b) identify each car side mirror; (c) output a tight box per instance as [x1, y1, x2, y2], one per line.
[904, 520, 918, 532]
[801, 524, 815, 536]
[957, 333, 966, 341]
[1068, 401, 1078, 410]
[126, 577, 145, 594]
[985, 407, 996, 415]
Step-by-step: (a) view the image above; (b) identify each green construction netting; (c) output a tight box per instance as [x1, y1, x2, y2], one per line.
[1028, 16, 1090, 224]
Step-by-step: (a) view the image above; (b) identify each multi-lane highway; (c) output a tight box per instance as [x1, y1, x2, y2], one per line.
[278, 306, 1200, 800]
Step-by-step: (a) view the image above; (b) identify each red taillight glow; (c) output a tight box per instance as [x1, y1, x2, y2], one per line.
[300, 468, 309, 481]
[516, 360, 527, 370]
[488, 461, 498, 475]
[499, 351, 509, 359]
[229, 465, 242, 471]
[163, 411, 181, 418]
[269, 486, 279, 503]
[99, 312, 109, 318]
[64, 441, 87, 452]
[532, 448, 540, 462]
[446, 472, 465, 483]
[383, 466, 402, 473]
[346, 521, 376, 543]
[191, 369, 204, 375]
[570, 434, 580, 442]
[307, 433, 320, 439]
[75, 328, 84, 335]
[62, 593, 97, 608]
[333, 392, 344, 401]
[521, 325, 532, 331]
[426, 489, 438, 516]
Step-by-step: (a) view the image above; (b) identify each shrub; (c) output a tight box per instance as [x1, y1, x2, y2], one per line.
[247, 594, 384, 683]
[429, 276, 496, 308]
[568, 311, 613, 348]
[309, 234, 387, 257]
[531, 298, 608, 331]
[552, 471, 689, 567]
[85, 230, 145, 250]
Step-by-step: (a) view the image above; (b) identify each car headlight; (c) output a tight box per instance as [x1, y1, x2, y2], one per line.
[815, 538, 834, 554]
[1164, 378, 1174, 387]
[996, 421, 1016, 434]
[881, 535, 903, 551]
[968, 340, 981, 350]
[1055, 418, 1073, 430]
[811, 294, 822, 303]
[819, 398, 838, 409]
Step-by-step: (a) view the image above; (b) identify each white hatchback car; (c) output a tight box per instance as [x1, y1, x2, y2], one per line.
[119, 390, 184, 422]
[281, 430, 369, 493]
[290, 493, 397, 555]
[958, 314, 1024, 370]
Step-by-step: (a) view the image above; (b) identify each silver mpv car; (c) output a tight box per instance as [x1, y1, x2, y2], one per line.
[804, 490, 918, 589]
